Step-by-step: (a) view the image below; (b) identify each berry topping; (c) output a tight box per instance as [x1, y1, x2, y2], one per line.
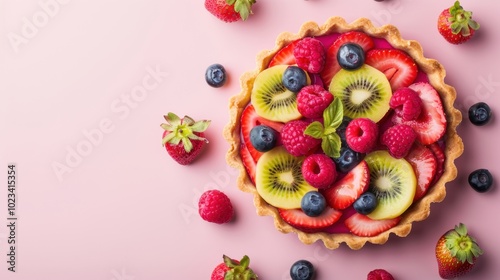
[301, 191, 327, 217]
[468, 169, 493, 193]
[345, 118, 379, 153]
[429, 142, 446, 184]
[205, 63, 227, 88]
[381, 124, 417, 159]
[438, 1, 480, 45]
[302, 154, 337, 189]
[204, 0, 256, 23]
[278, 207, 342, 231]
[333, 144, 364, 174]
[240, 143, 257, 183]
[390, 87, 423, 121]
[405, 143, 437, 201]
[211, 255, 258, 280]
[367, 269, 395, 280]
[290, 260, 315, 280]
[353, 191, 378, 215]
[269, 40, 299, 67]
[198, 190, 234, 224]
[468, 102, 491, 126]
[282, 120, 321, 156]
[337, 43, 365, 70]
[365, 48, 418, 91]
[283, 66, 309, 93]
[345, 213, 401, 237]
[297, 84, 334, 119]
[293, 37, 326, 74]
[161, 113, 211, 165]
[249, 125, 278, 152]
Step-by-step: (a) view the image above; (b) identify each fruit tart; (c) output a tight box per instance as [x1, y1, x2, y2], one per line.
[224, 17, 463, 250]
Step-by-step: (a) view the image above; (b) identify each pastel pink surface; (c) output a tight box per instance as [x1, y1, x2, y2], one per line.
[1, 0, 500, 279]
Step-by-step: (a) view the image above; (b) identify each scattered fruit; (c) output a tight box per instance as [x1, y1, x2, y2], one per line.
[353, 191, 378, 215]
[345, 212, 400, 237]
[205, 0, 256, 23]
[250, 125, 278, 152]
[468, 169, 493, 193]
[365, 48, 418, 91]
[211, 255, 258, 280]
[283, 66, 309, 93]
[301, 191, 327, 217]
[435, 223, 483, 279]
[297, 84, 334, 119]
[279, 207, 342, 231]
[345, 117, 379, 153]
[405, 143, 437, 201]
[438, 1, 480, 44]
[367, 269, 394, 280]
[390, 87, 423, 121]
[290, 260, 315, 280]
[293, 37, 326, 74]
[199, 190, 234, 224]
[161, 113, 211, 165]
[282, 120, 321, 156]
[468, 102, 491, 126]
[205, 64, 227, 87]
[337, 43, 365, 70]
[302, 154, 337, 189]
[381, 124, 417, 159]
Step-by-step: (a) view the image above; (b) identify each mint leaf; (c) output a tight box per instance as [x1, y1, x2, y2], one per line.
[304, 121, 324, 139]
[321, 133, 342, 158]
[323, 98, 344, 130]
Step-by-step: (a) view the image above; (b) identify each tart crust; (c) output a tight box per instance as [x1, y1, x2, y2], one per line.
[223, 17, 463, 250]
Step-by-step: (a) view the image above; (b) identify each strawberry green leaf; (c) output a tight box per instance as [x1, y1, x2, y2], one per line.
[183, 116, 195, 125]
[165, 112, 181, 126]
[304, 121, 324, 139]
[226, 0, 236, 5]
[445, 223, 483, 265]
[190, 120, 211, 133]
[231, 0, 256, 21]
[322, 133, 341, 158]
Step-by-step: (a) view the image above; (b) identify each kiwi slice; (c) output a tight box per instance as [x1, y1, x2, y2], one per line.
[364, 150, 417, 220]
[255, 146, 316, 209]
[329, 64, 392, 123]
[251, 65, 306, 122]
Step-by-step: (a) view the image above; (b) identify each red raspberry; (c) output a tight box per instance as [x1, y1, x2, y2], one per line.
[281, 120, 321, 156]
[367, 269, 395, 280]
[293, 37, 326, 73]
[389, 87, 423, 121]
[345, 118, 379, 153]
[297, 85, 334, 119]
[198, 190, 234, 224]
[302, 154, 337, 189]
[381, 124, 417, 158]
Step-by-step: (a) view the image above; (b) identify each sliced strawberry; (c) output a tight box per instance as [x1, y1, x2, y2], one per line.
[429, 142, 446, 184]
[365, 49, 418, 91]
[320, 31, 375, 87]
[239, 143, 256, 184]
[278, 207, 342, 232]
[268, 40, 299, 67]
[322, 160, 370, 210]
[345, 213, 401, 237]
[392, 82, 446, 145]
[240, 105, 284, 161]
[405, 143, 437, 201]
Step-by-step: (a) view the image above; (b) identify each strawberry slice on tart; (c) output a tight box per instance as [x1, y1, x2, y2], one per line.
[345, 213, 401, 237]
[239, 143, 257, 183]
[405, 143, 437, 201]
[278, 207, 342, 232]
[268, 40, 299, 67]
[365, 48, 418, 91]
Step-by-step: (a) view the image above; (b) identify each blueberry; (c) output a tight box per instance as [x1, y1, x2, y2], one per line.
[468, 102, 491, 126]
[336, 116, 353, 143]
[301, 191, 326, 217]
[290, 260, 315, 280]
[337, 43, 365, 70]
[205, 64, 226, 87]
[353, 192, 378, 214]
[249, 125, 277, 152]
[282, 66, 308, 93]
[468, 169, 493, 193]
[333, 144, 364, 174]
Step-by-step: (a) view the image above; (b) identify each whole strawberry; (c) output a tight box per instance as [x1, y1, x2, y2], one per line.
[199, 190, 234, 224]
[438, 1, 480, 44]
[435, 223, 483, 279]
[211, 255, 258, 280]
[205, 0, 256, 23]
[161, 113, 211, 165]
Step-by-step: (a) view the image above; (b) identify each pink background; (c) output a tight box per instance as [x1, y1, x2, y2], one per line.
[1, 0, 500, 279]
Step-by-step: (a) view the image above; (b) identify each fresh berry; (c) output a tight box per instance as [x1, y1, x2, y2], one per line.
[468, 169, 493, 193]
[204, 0, 256, 23]
[381, 124, 417, 159]
[337, 43, 365, 70]
[333, 144, 364, 173]
[365, 48, 418, 91]
[390, 87, 423, 121]
[198, 190, 234, 224]
[297, 85, 334, 119]
[301, 191, 327, 217]
[293, 37, 326, 74]
[278, 207, 342, 231]
[353, 191, 378, 215]
[240, 143, 257, 183]
[290, 260, 315, 280]
[321, 31, 374, 86]
[211, 255, 258, 280]
[392, 82, 447, 145]
[322, 160, 370, 210]
[205, 64, 227, 87]
[345, 212, 401, 237]
[367, 269, 395, 280]
[269, 40, 299, 67]
[241, 105, 284, 161]
[438, 1, 480, 45]
[429, 142, 446, 184]
[302, 154, 337, 189]
[435, 223, 483, 279]
[281, 120, 321, 156]
[250, 125, 278, 152]
[161, 113, 211, 165]
[468, 102, 491, 126]
[283, 66, 308, 93]
[405, 143, 437, 201]
[345, 118, 379, 153]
